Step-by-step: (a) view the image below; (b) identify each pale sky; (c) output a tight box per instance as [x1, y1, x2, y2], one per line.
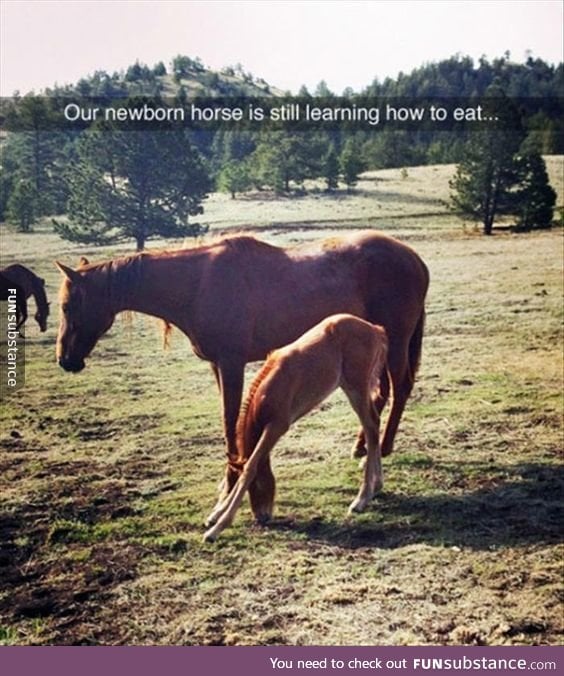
[1, 0, 562, 96]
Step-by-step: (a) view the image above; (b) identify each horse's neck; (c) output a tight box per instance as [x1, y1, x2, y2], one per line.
[109, 253, 198, 324]
[31, 276, 47, 311]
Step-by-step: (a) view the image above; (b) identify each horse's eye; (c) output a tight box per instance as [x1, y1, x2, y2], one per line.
[62, 303, 69, 314]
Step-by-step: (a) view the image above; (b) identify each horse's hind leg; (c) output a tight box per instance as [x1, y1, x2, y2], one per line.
[380, 343, 413, 458]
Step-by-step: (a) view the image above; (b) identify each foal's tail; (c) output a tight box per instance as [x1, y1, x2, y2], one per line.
[407, 309, 425, 388]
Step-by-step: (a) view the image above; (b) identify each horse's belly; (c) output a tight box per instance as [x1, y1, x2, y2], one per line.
[249, 294, 365, 361]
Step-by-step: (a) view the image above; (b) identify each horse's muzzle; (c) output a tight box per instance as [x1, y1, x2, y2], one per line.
[58, 357, 85, 373]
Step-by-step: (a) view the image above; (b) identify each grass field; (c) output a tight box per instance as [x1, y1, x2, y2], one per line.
[0, 162, 562, 645]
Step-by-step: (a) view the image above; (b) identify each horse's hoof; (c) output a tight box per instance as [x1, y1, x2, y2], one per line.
[254, 513, 272, 526]
[351, 443, 367, 459]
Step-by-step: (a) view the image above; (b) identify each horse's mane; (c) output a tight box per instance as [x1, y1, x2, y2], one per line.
[30, 272, 48, 313]
[235, 356, 279, 465]
[221, 235, 279, 253]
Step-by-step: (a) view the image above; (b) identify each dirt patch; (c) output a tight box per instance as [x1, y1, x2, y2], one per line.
[0, 455, 159, 644]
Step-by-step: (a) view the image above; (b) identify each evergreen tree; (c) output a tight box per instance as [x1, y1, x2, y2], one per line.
[54, 100, 211, 251]
[323, 146, 340, 191]
[153, 61, 167, 76]
[6, 178, 39, 232]
[514, 150, 556, 230]
[340, 138, 365, 192]
[450, 92, 526, 234]
[3, 96, 70, 218]
[314, 80, 333, 97]
[251, 132, 325, 193]
[217, 160, 252, 199]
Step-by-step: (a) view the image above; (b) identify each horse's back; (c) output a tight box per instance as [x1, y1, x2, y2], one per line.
[1, 264, 42, 293]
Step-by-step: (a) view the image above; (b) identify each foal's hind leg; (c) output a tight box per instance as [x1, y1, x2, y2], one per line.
[351, 370, 389, 459]
[343, 388, 382, 513]
[349, 406, 382, 514]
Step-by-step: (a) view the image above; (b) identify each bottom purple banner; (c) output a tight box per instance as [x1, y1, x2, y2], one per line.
[0, 646, 561, 675]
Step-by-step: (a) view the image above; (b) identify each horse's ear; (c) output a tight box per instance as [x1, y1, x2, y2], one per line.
[55, 261, 82, 284]
[78, 256, 89, 268]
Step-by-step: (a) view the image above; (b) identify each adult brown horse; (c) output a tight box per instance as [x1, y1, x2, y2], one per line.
[55, 232, 429, 497]
[1, 264, 50, 332]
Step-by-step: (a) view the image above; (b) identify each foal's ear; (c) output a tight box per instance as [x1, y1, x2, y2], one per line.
[78, 256, 90, 268]
[55, 261, 82, 284]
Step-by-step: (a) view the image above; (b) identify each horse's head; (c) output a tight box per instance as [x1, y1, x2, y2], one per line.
[55, 259, 115, 372]
[35, 278, 49, 332]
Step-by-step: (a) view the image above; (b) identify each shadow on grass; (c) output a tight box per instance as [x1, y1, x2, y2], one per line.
[268, 462, 564, 550]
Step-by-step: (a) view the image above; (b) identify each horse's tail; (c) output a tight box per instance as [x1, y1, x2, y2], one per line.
[407, 308, 425, 388]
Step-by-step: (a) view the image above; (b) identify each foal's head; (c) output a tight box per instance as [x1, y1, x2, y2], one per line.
[55, 259, 115, 372]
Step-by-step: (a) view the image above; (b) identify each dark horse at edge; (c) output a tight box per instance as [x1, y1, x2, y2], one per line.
[1, 264, 50, 332]
[55, 232, 429, 503]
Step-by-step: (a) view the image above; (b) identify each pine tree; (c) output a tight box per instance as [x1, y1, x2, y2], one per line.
[3, 96, 70, 221]
[6, 178, 39, 232]
[250, 132, 325, 193]
[217, 160, 252, 199]
[514, 150, 556, 230]
[340, 138, 365, 192]
[54, 100, 211, 251]
[323, 146, 340, 192]
[450, 91, 526, 235]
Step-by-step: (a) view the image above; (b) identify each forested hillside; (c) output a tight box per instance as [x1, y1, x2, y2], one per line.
[1, 53, 562, 236]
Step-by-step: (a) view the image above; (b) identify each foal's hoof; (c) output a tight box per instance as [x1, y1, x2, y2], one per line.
[203, 527, 219, 543]
[205, 508, 223, 527]
[348, 499, 367, 514]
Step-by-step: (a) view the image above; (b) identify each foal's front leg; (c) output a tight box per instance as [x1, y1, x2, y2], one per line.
[204, 423, 281, 542]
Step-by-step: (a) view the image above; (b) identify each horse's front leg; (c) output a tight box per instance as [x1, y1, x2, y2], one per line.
[205, 357, 246, 525]
[16, 297, 28, 333]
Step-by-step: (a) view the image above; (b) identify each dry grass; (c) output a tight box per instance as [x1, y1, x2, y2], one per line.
[0, 161, 562, 645]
